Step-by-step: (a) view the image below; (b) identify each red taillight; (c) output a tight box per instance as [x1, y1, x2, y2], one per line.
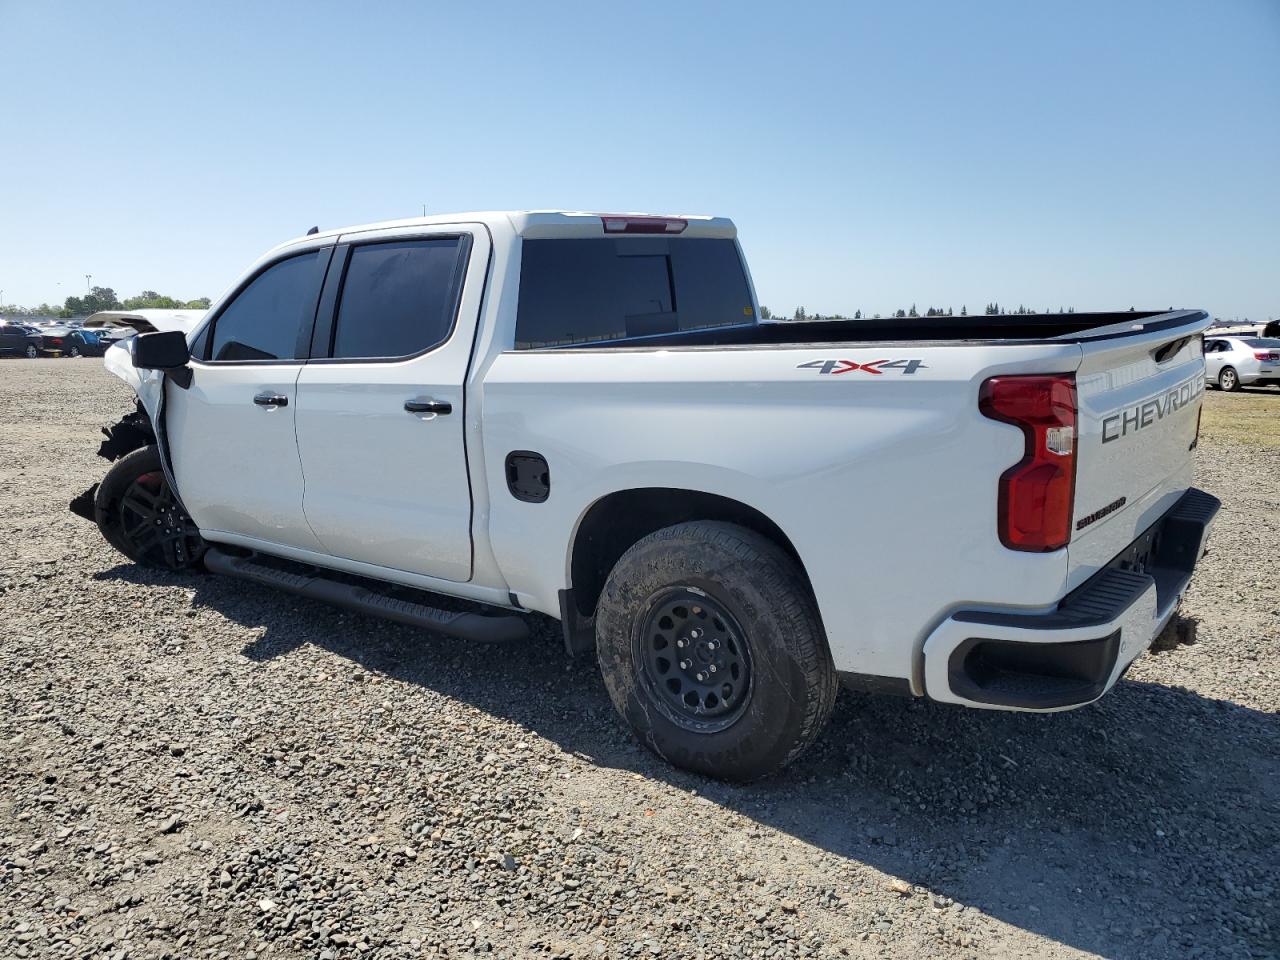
[600, 215, 687, 235]
[1254, 351, 1273, 361]
[49, 337, 62, 345]
[979, 375, 1078, 552]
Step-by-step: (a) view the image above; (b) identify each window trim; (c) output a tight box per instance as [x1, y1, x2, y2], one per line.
[304, 233, 474, 365]
[194, 245, 336, 366]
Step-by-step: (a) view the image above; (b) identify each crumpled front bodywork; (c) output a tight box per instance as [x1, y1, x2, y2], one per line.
[69, 341, 177, 523]
[104, 340, 165, 424]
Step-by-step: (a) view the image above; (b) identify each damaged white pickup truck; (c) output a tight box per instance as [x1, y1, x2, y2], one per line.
[72, 211, 1219, 781]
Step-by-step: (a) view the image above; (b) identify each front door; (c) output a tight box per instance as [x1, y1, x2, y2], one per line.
[1203, 339, 1225, 381]
[294, 226, 489, 582]
[167, 244, 334, 551]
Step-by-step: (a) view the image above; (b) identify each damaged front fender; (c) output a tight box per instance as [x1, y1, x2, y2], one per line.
[104, 339, 165, 424]
[70, 341, 172, 525]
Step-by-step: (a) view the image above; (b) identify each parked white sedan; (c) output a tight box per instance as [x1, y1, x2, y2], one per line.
[1204, 336, 1280, 391]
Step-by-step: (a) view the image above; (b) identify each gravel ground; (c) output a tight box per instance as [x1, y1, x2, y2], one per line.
[1, 359, 1276, 960]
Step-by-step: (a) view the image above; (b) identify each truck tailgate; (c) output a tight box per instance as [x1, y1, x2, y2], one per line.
[1067, 317, 1209, 589]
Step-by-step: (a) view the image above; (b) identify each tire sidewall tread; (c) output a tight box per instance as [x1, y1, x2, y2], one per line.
[93, 445, 203, 569]
[596, 521, 837, 782]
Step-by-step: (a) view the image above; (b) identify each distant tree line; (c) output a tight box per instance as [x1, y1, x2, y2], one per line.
[760, 303, 1081, 321]
[0, 287, 211, 318]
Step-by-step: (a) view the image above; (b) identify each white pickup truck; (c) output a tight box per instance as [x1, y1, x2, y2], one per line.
[72, 211, 1219, 781]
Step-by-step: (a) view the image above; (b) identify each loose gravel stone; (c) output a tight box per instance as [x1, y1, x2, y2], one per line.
[0, 359, 1276, 959]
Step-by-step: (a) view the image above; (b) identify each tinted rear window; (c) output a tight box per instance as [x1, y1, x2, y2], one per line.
[515, 238, 754, 349]
[1242, 338, 1280, 348]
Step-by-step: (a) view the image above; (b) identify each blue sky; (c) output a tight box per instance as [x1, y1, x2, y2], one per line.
[2, 0, 1277, 320]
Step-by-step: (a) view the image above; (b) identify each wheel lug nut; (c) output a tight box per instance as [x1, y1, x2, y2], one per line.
[708, 640, 720, 651]
[679, 659, 691, 670]
[676, 638, 687, 649]
[696, 672, 707, 682]
[690, 628, 703, 639]
[708, 664, 717, 674]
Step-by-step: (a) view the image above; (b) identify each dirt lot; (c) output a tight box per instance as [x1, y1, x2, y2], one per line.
[1, 359, 1276, 960]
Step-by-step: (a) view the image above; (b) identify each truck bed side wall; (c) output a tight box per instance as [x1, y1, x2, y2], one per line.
[480, 342, 1087, 686]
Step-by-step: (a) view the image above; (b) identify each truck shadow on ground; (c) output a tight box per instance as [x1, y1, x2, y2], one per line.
[99, 563, 1279, 960]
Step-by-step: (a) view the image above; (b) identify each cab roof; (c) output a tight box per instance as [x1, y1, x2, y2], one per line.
[280, 210, 736, 251]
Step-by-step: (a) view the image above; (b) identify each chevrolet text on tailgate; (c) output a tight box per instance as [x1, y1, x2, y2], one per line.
[70, 211, 1220, 782]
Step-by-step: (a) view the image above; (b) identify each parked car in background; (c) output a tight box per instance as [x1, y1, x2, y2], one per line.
[65, 328, 108, 357]
[31, 326, 72, 356]
[0, 320, 45, 358]
[1204, 336, 1280, 390]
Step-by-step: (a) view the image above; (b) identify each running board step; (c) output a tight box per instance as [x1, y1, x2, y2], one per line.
[203, 548, 528, 643]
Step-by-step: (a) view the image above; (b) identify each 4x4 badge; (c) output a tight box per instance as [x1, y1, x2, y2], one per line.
[797, 358, 927, 376]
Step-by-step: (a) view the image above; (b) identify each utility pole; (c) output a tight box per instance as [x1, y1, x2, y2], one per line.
[422, 203, 427, 217]
[85, 274, 92, 292]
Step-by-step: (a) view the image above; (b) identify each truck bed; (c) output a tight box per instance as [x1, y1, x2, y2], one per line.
[530, 310, 1205, 350]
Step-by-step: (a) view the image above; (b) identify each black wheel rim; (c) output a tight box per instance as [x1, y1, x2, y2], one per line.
[635, 587, 753, 733]
[118, 471, 203, 570]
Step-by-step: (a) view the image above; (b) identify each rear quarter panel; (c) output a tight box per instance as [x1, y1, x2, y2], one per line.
[480, 341, 1087, 687]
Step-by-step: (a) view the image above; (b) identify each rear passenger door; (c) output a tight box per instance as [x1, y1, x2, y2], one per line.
[293, 225, 490, 582]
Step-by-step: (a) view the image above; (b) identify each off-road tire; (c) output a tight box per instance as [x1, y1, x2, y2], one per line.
[595, 521, 838, 782]
[94, 445, 205, 570]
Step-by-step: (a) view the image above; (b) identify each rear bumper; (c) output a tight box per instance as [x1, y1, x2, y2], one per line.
[922, 487, 1220, 711]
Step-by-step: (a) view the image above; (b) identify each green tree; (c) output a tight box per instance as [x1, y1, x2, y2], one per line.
[61, 286, 121, 318]
[854, 309, 862, 320]
[759, 305, 772, 320]
[122, 293, 186, 310]
[960, 305, 967, 316]
[793, 306, 807, 321]
[184, 297, 211, 309]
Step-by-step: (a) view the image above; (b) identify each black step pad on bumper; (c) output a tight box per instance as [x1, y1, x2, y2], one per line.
[203, 548, 528, 643]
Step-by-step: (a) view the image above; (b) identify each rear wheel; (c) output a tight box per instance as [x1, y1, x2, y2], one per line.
[24, 344, 38, 359]
[595, 521, 837, 782]
[1220, 366, 1241, 392]
[94, 445, 205, 570]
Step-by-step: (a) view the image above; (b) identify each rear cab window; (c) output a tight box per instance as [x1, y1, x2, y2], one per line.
[515, 238, 755, 349]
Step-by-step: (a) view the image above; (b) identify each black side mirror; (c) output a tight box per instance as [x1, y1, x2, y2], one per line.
[132, 330, 192, 388]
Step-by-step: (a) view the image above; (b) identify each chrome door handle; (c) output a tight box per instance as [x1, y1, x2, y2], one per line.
[404, 398, 452, 415]
[253, 393, 288, 408]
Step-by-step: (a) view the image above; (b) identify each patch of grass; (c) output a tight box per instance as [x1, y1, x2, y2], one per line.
[1199, 388, 1280, 447]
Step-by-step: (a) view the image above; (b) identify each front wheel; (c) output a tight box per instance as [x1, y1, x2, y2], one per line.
[94, 445, 205, 570]
[68, 345, 82, 358]
[595, 521, 837, 782]
[1219, 366, 1241, 392]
